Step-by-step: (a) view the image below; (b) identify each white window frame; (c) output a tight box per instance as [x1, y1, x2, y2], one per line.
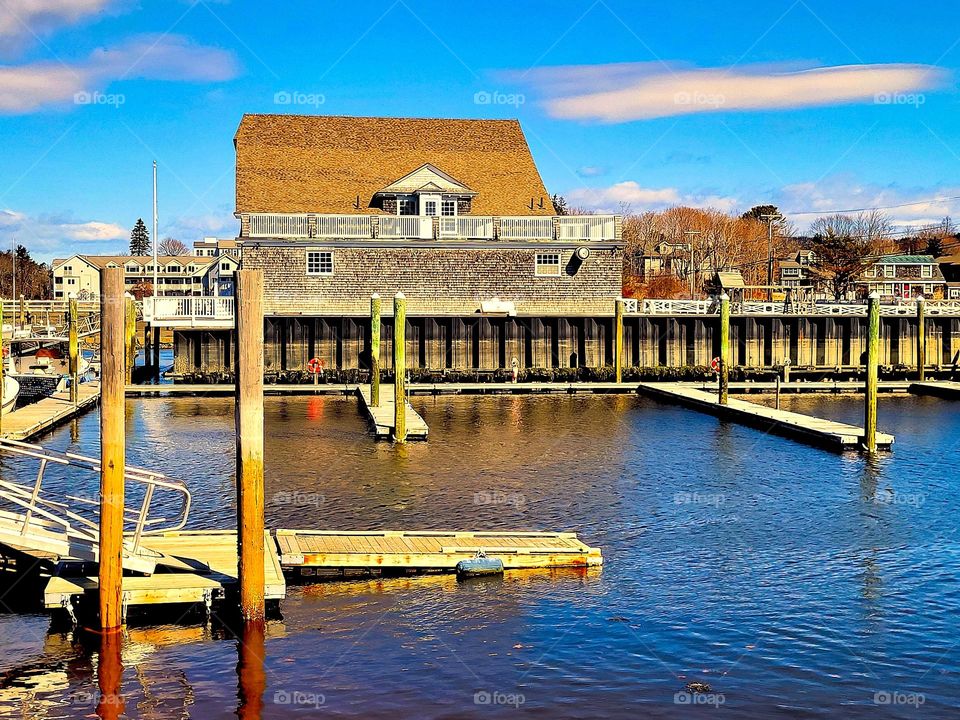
[397, 195, 417, 216]
[306, 250, 334, 276]
[921, 264, 932, 278]
[441, 197, 457, 216]
[535, 252, 562, 277]
[883, 264, 894, 278]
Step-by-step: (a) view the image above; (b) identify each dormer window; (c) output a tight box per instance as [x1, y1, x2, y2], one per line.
[377, 164, 476, 218]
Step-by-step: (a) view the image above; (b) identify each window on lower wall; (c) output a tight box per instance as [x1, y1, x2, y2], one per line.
[535, 252, 561, 277]
[306, 250, 334, 275]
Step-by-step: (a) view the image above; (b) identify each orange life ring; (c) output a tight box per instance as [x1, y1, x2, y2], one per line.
[307, 357, 324, 374]
[710, 356, 721, 372]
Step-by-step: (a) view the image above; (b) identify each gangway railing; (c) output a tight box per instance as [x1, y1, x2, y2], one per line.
[0, 438, 192, 574]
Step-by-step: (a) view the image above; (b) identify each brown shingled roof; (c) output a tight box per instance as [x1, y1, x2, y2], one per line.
[234, 114, 554, 216]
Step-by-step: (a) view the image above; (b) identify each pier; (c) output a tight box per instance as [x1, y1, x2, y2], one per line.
[0, 382, 100, 440]
[909, 380, 960, 400]
[637, 382, 895, 451]
[357, 384, 428, 440]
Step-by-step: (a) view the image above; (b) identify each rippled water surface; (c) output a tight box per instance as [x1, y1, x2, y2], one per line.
[1, 392, 958, 718]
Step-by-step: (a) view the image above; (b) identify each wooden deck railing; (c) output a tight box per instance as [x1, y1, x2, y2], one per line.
[638, 298, 960, 316]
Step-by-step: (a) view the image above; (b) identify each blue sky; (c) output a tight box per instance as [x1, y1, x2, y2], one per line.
[1, 0, 959, 261]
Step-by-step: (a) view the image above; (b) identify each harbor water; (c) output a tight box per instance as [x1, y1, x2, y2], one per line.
[0, 393, 957, 718]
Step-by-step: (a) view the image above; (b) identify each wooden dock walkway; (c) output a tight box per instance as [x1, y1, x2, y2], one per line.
[275, 529, 603, 573]
[357, 384, 428, 440]
[1, 382, 100, 440]
[909, 381, 960, 400]
[636, 382, 894, 451]
[42, 530, 285, 615]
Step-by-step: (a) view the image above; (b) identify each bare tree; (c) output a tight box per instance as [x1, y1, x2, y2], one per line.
[158, 237, 190, 256]
[809, 211, 893, 299]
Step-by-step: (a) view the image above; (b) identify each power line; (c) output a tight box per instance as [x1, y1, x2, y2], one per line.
[784, 195, 960, 217]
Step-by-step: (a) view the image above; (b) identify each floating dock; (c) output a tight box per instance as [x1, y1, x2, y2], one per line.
[275, 529, 602, 574]
[1, 382, 100, 440]
[637, 382, 894, 451]
[42, 530, 286, 616]
[909, 381, 960, 400]
[357, 384, 428, 440]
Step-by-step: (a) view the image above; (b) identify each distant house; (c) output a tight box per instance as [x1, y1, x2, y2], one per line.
[52, 254, 220, 298]
[936, 254, 960, 299]
[857, 254, 946, 299]
[193, 237, 243, 259]
[778, 250, 817, 289]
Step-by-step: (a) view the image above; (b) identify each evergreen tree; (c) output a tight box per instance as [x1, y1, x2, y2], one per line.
[130, 218, 150, 255]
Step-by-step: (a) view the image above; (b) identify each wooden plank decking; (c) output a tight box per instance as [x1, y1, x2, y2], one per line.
[637, 382, 894, 451]
[1, 382, 100, 440]
[275, 529, 603, 571]
[909, 380, 960, 400]
[43, 530, 285, 611]
[357, 384, 428, 440]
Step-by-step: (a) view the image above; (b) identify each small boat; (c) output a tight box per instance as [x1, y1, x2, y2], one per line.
[2, 374, 19, 414]
[455, 551, 504, 579]
[7, 340, 90, 402]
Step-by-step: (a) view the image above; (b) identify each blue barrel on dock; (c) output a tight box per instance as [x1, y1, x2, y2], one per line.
[455, 554, 504, 579]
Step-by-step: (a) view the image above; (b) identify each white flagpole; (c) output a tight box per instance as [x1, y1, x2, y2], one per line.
[152, 160, 158, 296]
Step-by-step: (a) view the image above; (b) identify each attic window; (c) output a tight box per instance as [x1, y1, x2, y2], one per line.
[921, 264, 932, 278]
[535, 252, 561, 277]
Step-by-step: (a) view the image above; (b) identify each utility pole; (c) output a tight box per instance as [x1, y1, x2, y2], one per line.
[152, 161, 159, 298]
[761, 214, 783, 302]
[683, 230, 701, 298]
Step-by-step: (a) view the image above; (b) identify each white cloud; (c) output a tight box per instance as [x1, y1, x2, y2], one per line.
[0, 0, 115, 42]
[0, 208, 127, 261]
[566, 181, 739, 213]
[0, 34, 240, 113]
[509, 62, 949, 122]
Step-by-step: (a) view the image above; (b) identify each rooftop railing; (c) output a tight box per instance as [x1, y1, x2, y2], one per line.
[242, 213, 620, 241]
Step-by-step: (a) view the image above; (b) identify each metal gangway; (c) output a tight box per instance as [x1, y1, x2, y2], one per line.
[0, 438, 192, 574]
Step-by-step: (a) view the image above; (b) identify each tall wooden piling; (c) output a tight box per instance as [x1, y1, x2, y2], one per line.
[393, 292, 407, 443]
[863, 292, 880, 452]
[0, 302, 4, 436]
[916, 295, 926, 382]
[124, 295, 136, 384]
[18, 295, 25, 329]
[370, 293, 381, 407]
[69, 296, 79, 405]
[235, 270, 265, 622]
[152, 323, 161, 381]
[719, 292, 730, 405]
[99, 268, 125, 631]
[614, 299, 624, 383]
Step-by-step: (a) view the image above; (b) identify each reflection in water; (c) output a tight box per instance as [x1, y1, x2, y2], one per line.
[96, 630, 124, 720]
[236, 621, 266, 720]
[0, 394, 959, 718]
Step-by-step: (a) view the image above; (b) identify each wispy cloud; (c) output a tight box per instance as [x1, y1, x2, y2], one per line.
[566, 181, 739, 213]
[0, 34, 240, 113]
[0, 0, 117, 44]
[506, 62, 949, 122]
[0, 208, 127, 260]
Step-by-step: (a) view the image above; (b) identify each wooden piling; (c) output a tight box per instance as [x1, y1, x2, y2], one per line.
[124, 295, 136, 384]
[0, 302, 4, 436]
[370, 293, 381, 407]
[18, 294, 25, 329]
[393, 292, 406, 443]
[916, 295, 926, 382]
[235, 270, 265, 622]
[614, 299, 624, 383]
[99, 268, 125, 631]
[719, 292, 730, 405]
[69, 297, 79, 405]
[863, 292, 880, 452]
[152, 323, 161, 381]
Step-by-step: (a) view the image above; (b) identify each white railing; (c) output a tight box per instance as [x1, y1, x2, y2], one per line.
[142, 296, 235, 325]
[379, 215, 433, 239]
[638, 299, 960, 316]
[249, 213, 310, 238]
[500, 216, 554, 240]
[557, 216, 616, 241]
[440, 216, 495, 239]
[316, 214, 372, 238]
